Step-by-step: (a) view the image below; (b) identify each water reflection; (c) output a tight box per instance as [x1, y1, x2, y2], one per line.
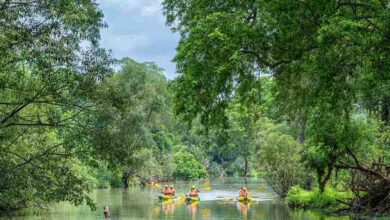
[151, 199, 350, 220]
[161, 200, 175, 216]
[2, 178, 354, 220]
[186, 202, 198, 220]
[201, 208, 211, 219]
[236, 202, 249, 219]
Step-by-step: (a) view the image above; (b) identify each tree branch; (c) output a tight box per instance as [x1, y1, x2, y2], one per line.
[0, 100, 30, 124]
[335, 163, 390, 184]
[0, 85, 47, 126]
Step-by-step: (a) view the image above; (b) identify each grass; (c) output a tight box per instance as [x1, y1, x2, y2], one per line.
[286, 185, 353, 210]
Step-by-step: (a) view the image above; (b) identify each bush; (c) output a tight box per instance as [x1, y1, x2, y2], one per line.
[256, 119, 303, 197]
[208, 162, 225, 178]
[286, 185, 353, 210]
[172, 151, 207, 180]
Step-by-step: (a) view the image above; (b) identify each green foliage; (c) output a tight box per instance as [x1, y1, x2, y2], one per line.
[0, 0, 111, 212]
[287, 186, 353, 210]
[163, 1, 390, 213]
[225, 103, 257, 177]
[1, 0, 388, 215]
[90, 58, 174, 185]
[208, 162, 225, 178]
[91, 162, 116, 189]
[172, 151, 207, 181]
[256, 118, 303, 198]
[303, 112, 384, 190]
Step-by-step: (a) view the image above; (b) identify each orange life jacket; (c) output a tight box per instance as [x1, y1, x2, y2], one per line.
[240, 190, 249, 197]
[189, 189, 198, 197]
[163, 188, 171, 195]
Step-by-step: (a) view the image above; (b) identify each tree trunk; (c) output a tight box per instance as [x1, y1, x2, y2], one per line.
[303, 172, 313, 190]
[298, 118, 311, 190]
[297, 118, 306, 144]
[244, 156, 248, 178]
[318, 165, 334, 192]
[244, 156, 249, 186]
[122, 171, 130, 188]
[381, 97, 389, 125]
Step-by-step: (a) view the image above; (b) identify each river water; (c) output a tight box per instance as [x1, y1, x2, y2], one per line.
[7, 178, 359, 219]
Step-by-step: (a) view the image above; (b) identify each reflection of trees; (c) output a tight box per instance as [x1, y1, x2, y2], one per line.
[120, 188, 159, 219]
[253, 201, 291, 219]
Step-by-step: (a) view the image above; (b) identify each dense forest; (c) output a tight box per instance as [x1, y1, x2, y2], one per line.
[162, 0, 390, 214]
[0, 0, 389, 217]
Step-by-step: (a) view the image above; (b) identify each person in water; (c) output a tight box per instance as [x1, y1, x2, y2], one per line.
[103, 205, 110, 218]
[238, 187, 244, 196]
[162, 185, 171, 195]
[169, 185, 176, 196]
[188, 186, 199, 197]
[239, 187, 249, 198]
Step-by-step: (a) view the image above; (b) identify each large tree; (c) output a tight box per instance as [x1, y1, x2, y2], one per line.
[163, 0, 389, 213]
[0, 0, 111, 211]
[90, 58, 172, 187]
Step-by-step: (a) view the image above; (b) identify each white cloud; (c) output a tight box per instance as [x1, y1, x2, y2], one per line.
[98, 0, 162, 14]
[98, 0, 142, 11]
[101, 32, 150, 53]
[141, 0, 163, 17]
[97, 0, 179, 79]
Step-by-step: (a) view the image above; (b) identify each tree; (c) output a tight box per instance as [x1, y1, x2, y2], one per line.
[172, 150, 207, 181]
[163, 0, 390, 213]
[225, 102, 258, 179]
[90, 58, 172, 187]
[256, 118, 302, 198]
[0, 0, 111, 211]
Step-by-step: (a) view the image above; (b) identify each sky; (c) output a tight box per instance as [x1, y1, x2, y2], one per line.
[96, 0, 179, 79]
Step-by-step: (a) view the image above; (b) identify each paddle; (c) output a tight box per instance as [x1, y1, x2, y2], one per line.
[177, 194, 187, 201]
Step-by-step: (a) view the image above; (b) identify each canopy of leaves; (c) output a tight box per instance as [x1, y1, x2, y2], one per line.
[256, 118, 302, 198]
[173, 151, 207, 181]
[163, 0, 389, 127]
[0, 0, 111, 211]
[163, 0, 389, 213]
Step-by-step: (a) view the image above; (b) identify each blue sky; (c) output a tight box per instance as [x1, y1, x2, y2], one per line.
[97, 0, 179, 79]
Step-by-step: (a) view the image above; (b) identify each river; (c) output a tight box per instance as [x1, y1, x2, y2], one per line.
[6, 178, 360, 219]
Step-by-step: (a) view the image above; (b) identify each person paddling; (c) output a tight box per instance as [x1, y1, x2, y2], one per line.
[103, 205, 110, 218]
[162, 185, 170, 195]
[169, 185, 176, 196]
[187, 186, 199, 197]
[238, 187, 244, 196]
[239, 187, 249, 198]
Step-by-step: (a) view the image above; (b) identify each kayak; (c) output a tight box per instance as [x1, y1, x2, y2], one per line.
[158, 195, 176, 200]
[237, 197, 251, 202]
[186, 196, 200, 203]
[161, 200, 174, 205]
[148, 184, 160, 188]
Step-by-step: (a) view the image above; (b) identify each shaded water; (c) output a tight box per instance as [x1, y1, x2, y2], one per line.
[7, 178, 354, 219]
